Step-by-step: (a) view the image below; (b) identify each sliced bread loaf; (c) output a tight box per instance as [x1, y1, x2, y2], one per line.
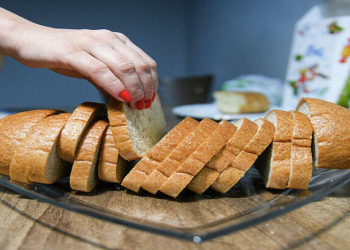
[186, 118, 256, 194]
[255, 110, 294, 189]
[287, 111, 313, 189]
[25, 113, 72, 184]
[108, 95, 167, 161]
[0, 109, 59, 175]
[160, 120, 236, 198]
[210, 118, 275, 194]
[98, 125, 128, 183]
[57, 102, 107, 163]
[140, 118, 218, 194]
[70, 119, 108, 192]
[121, 117, 198, 192]
[297, 98, 350, 169]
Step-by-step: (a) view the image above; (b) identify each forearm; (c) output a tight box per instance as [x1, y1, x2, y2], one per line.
[0, 7, 33, 57]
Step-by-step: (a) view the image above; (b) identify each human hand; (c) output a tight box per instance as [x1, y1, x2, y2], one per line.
[2, 17, 158, 109]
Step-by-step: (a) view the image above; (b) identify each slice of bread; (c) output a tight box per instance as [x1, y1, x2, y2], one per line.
[297, 97, 350, 169]
[121, 117, 198, 192]
[209, 118, 275, 194]
[140, 118, 218, 194]
[25, 113, 72, 184]
[186, 118, 256, 194]
[57, 102, 107, 163]
[213, 91, 270, 114]
[160, 120, 236, 198]
[70, 120, 108, 192]
[108, 95, 167, 161]
[98, 125, 128, 183]
[255, 110, 294, 189]
[0, 109, 59, 175]
[287, 111, 313, 189]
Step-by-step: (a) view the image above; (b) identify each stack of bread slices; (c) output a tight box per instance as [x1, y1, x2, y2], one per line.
[0, 97, 349, 198]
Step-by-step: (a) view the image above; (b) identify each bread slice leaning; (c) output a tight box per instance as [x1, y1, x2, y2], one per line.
[108, 95, 167, 161]
[141, 118, 218, 194]
[209, 118, 275, 194]
[24, 113, 72, 184]
[98, 125, 128, 183]
[0, 109, 59, 175]
[255, 110, 294, 189]
[160, 120, 236, 198]
[287, 111, 313, 189]
[297, 97, 350, 169]
[57, 102, 107, 163]
[186, 118, 256, 194]
[70, 119, 108, 192]
[121, 117, 198, 193]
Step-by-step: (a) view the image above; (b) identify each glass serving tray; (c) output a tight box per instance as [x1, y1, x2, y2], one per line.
[1, 166, 350, 243]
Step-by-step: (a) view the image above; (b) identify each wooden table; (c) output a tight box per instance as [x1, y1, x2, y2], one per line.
[1, 179, 350, 250]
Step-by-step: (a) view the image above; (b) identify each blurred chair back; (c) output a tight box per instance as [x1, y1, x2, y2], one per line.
[157, 74, 213, 130]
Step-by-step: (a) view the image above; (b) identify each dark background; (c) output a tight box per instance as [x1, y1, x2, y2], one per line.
[0, 0, 319, 110]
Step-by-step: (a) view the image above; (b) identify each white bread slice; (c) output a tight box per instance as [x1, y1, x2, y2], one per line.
[296, 97, 350, 169]
[160, 120, 236, 198]
[57, 102, 107, 163]
[209, 118, 275, 194]
[0, 109, 59, 175]
[70, 120, 108, 192]
[287, 111, 313, 189]
[255, 110, 294, 189]
[98, 125, 128, 183]
[186, 118, 256, 194]
[213, 91, 270, 114]
[108, 95, 167, 161]
[140, 118, 218, 194]
[25, 113, 72, 184]
[121, 117, 198, 192]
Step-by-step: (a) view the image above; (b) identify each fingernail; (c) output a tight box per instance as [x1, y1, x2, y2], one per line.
[135, 99, 145, 110]
[145, 99, 152, 109]
[152, 92, 156, 102]
[119, 90, 132, 102]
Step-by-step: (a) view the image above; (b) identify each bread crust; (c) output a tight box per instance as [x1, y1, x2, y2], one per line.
[163, 120, 236, 198]
[209, 118, 275, 193]
[26, 113, 72, 184]
[287, 111, 313, 189]
[121, 117, 198, 193]
[98, 126, 128, 183]
[108, 96, 167, 161]
[297, 98, 350, 169]
[141, 118, 218, 194]
[57, 102, 107, 163]
[70, 120, 108, 192]
[0, 110, 59, 175]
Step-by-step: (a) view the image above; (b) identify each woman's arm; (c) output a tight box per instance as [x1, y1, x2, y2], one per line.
[0, 7, 157, 109]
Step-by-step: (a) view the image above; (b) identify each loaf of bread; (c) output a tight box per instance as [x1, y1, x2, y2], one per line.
[108, 95, 167, 161]
[214, 91, 270, 114]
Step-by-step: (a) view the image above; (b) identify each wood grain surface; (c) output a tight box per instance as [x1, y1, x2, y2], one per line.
[1, 179, 350, 250]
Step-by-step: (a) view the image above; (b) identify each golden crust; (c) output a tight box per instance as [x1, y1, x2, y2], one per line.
[297, 98, 350, 169]
[287, 111, 313, 189]
[70, 120, 108, 192]
[98, 126, 128, 183]
[169, 120, 236, 197]
[26, 113, 72, 184]
[0, 110, 59, 175]
[57, 102, 106, 163]
[141, 118, 218, 194]
[121, 117, 198, 193]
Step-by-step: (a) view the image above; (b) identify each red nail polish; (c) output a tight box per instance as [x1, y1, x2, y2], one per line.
[145, 99, 152, 109]
[152, 92, 156, 102]
[119, 90, 132, 102]
[135, 99, 145, 110]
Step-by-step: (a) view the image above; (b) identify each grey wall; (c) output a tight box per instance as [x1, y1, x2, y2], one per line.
[0, 0, 320, 110]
